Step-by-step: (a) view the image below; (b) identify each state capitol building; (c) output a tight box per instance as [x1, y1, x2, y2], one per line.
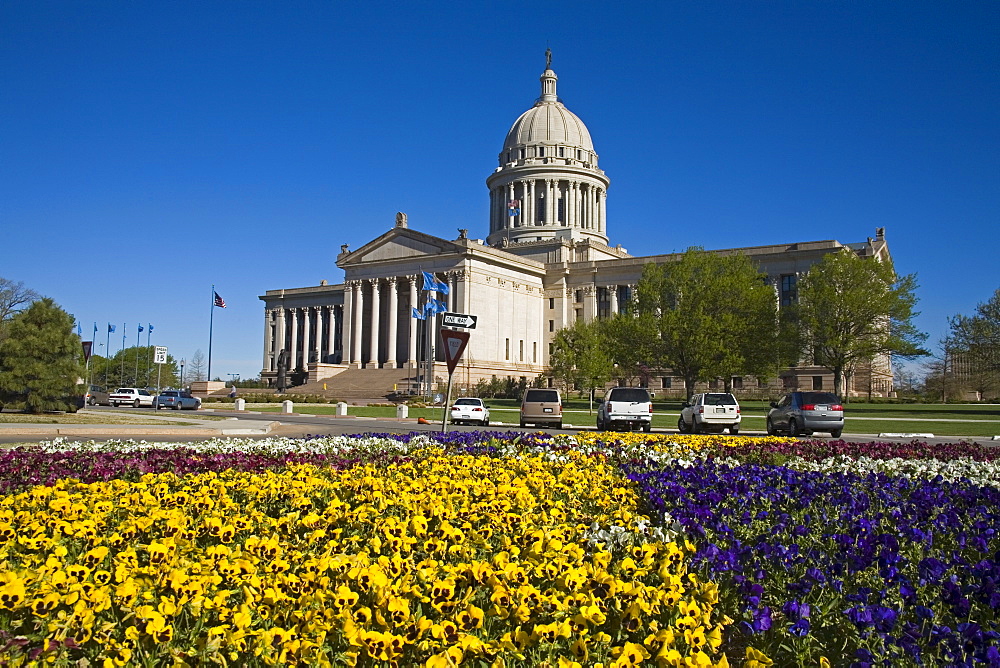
[259, 56, 894, 398]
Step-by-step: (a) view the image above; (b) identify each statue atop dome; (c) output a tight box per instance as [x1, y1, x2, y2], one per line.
[545, 47, 552, 70]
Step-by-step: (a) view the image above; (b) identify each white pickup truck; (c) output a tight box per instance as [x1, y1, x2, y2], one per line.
[597, 387, 653, 432]
[109, 387, 156, 408]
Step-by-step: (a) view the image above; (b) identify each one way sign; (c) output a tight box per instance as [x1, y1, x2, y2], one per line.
[442, 312, 477, 329]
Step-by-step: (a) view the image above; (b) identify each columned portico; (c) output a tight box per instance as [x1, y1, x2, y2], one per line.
[351, 281, 363, 367]
[289, 308, 299, 370]
[408, 275, 418, 365]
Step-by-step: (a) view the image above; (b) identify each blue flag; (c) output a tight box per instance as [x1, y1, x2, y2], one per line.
[411, 307, 426, 320]
[108, 324, 115, 334]
[76, 322, 82, 335]
[148, 324, 154, 333]
[425, 298, 448, 315]
[421, 271, 450, 295]
[138, 325, 143, 333]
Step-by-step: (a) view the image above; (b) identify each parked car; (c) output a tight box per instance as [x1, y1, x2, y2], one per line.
[520, 388, 562, 429]
[85, 385, 110, 406]
[767, 391, 844, 438]
[597, 387, 653, 432]
[109, 388, 156, 408]
[154, 390, 202, 411]
[678, 393, 741, 434]
[449, 397, 490, 426]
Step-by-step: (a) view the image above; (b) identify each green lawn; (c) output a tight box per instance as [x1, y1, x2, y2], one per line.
[210, 399, 1000, 438]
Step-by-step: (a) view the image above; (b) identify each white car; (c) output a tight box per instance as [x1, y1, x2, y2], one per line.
[109, 388, 156, 408]
[678, 393, 741, 434]
[450, 398, 491, 426]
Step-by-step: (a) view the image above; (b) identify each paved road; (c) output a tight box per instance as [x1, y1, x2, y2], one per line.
[0, 406, 995, 447]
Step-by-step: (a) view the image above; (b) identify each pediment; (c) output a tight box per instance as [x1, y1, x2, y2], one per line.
[338, 228, 460, 267]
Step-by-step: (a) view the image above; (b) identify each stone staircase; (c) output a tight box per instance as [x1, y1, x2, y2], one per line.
[286, 367, 420, 401]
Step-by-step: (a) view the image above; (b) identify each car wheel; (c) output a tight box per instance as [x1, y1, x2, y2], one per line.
[642, 423, 652, 432]
[133, 399, 140, 408]
[730, 426, 739, 435]
[482, 419, 489, 427]
[174, 404, 181, 411]
[766, 418, 776, 436]
[554, 422, 562, 429]
[789, 419, 800, 437]
[519, 420, 526, 428]
[830, 429, 843, 438]
[87, 397, 95, 406]
[677, 417, 688, 433]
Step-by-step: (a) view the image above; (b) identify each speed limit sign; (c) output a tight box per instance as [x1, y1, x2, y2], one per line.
[154, 346, 168, 364]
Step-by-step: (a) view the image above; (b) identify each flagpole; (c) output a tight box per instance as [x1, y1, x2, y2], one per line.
[145, 326, 152, 384]
[134, 324, 140, 387]
[208, 285, 215, 382]
[105, 325, 111, 389]
[120, 323, 126, 386]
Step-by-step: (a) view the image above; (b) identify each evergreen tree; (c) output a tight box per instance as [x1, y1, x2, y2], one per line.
[0, 298, 85, 412]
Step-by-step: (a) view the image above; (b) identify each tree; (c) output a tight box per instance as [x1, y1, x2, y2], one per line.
[549, 319, 614, 411]
[795, 248, 927, 398]
[635, 248, 785, 400]
[0, 298, 84, 413]
[187, 350, 207, 382]
[0, 277, 40, 343]
[595, 313, 657, 385]
[946, 288, 1000, 376]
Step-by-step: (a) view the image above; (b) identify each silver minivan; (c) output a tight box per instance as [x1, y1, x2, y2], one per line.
[520, 389, 562, 429]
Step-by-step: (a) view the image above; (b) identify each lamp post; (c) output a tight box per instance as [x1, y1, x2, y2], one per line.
[180, 359, 185, 389]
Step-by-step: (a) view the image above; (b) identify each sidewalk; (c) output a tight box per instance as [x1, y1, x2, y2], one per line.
[0, 410, 280, 438]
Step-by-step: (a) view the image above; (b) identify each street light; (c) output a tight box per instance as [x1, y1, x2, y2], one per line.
[180, 359, 185, 389]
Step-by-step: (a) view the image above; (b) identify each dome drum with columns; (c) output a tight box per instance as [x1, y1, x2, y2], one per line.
[257, 54, 896, 400]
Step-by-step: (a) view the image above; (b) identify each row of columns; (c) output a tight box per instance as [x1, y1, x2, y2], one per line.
[342, 272, 464, 369]
[263, 305, 342, 373]
[490, 179, 606, 233]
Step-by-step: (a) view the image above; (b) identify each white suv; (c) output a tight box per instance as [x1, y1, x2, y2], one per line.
[597, 387, 653, 432]
[678, 393, 741, 434]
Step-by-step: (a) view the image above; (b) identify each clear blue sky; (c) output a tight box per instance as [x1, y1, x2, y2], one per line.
[2, 1, 997, 382]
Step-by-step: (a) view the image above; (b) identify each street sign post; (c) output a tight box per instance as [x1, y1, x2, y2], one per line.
[154, 346, 168, 392]
[442, 312, 477, 329]
[439, 329, 471, 432]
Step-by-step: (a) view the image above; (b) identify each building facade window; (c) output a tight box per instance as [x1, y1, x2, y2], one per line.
[549, 320, 554, 332]
[549, 297, 554, 309]
[558, 198, 565, 222]
[782, 375, 797, 389]
[661, 376, 672, 389]
[505, 339, 510, 361]
[533, 342, 537, 363]
[519, 340, 524, 361]
[597, 287, 610, 319]
[812, 375, 824, 390]
[575, 308, 583, 322]
[575, 289, 583, 303]
[780, 274, 798, 307]
[518, 148, 525, 160]
[537, 147, 545, 157]
[732, 377, 744, 389]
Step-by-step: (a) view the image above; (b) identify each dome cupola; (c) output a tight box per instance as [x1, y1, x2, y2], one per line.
[487, 51, 610, 249]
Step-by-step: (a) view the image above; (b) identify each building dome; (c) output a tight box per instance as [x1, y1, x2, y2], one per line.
[501, 71, 595, 153]
[487, 54, 610, 249]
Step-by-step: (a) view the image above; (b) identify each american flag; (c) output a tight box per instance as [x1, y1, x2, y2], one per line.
[214, 291, 227, 308]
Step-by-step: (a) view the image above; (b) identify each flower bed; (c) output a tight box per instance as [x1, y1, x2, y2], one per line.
[0, 433, 997, 666]
[0, 436, 728, 667]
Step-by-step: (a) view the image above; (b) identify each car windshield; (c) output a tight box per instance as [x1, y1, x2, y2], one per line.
[454, 399, 481, 406]
[525, 390, 559, 403]
[799, 392, 840, 405]
[610, 389, 649, 402]
[704, 393, 737, 406]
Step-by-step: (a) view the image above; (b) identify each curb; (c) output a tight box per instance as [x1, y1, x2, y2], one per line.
[878, 432, 935, 438]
